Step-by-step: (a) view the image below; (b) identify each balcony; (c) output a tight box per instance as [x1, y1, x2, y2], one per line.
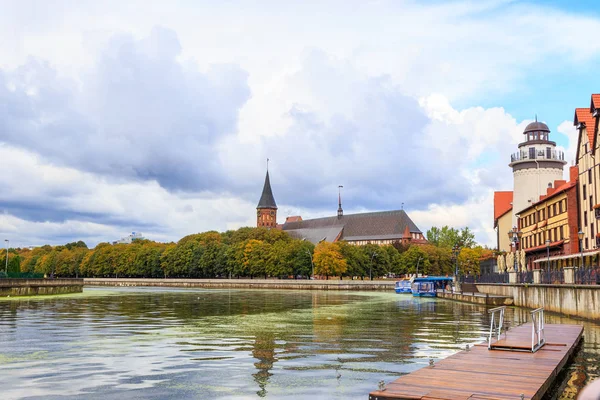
[510, 149, 565, 163]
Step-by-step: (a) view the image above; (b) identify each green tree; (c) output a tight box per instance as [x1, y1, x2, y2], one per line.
[399, 245, 430, 275]
[426, 226, 476, 248]
[360, 244, 392, 280]
[338, 241, 367, 279]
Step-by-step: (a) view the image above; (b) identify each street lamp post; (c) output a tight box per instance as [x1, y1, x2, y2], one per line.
[452, 244, 460, 277]
[545, 239, 550, 271]
[4, 239, 8, 276]
[507, 227, 522, 272]
[370, 252, 377, 281]
[578, 230, 584, 269]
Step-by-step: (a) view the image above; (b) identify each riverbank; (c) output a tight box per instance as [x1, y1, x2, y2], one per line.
[84, 277, 396, 290]
[476, 283, 600, 320]
[0, 278, 84, 297]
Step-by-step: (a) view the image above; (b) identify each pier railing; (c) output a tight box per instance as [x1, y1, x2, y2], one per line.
[488, 306, 506, 349]
[530, 307, 545, 352]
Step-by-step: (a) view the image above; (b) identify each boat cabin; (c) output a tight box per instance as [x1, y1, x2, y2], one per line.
[411, 276, 453, 297]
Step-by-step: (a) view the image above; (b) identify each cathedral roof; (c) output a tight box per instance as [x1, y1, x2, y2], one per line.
[257, 171, 277, 209]
[282, 209, 424, 244]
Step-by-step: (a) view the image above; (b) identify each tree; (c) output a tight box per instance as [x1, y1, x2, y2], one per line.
[426, 226, 476, 248]
[458, 247, 483, 275]
[398, 245, 430, 275]
[421, 245, 452, 275]
[360, 244, 392, 280]
[338, 241, 367, 279]
[313, 242, 347, 279]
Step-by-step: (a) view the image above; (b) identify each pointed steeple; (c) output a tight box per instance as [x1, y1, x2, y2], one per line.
[337, 185, 343, 218]
[257, 171, 277, 209]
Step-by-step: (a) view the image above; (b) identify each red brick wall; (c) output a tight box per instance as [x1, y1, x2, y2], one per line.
[566, 185, 580, 254]
[257, 208, 277, 228]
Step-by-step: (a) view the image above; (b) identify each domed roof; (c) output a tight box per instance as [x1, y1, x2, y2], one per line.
[523, 121, 550, 134]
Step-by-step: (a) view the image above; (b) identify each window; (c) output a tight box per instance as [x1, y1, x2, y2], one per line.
[560, 226, 564, 240]
[546, 147, 551, 159]
[583, 185, 587, 198]
[592, 223, 595, 239]
[554, 227, 558, 241]
[542, 209, 545, 220]
[529, 147, 536, 159]
[585, 211, 588, 226]
[585, 144, 588, 153]
[585, 238, 589, 250]
[589, 169, 593, 184]
[553, 203, 557, 216]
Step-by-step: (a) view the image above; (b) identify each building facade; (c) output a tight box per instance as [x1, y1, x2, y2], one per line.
[518, 167, 579, 269]
[574, 96, 600, 256]
[113, 232, 144, 245]
[493, 191, 513, 253]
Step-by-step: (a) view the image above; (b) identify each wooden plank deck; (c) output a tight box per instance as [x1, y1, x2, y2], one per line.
[369, 324, 583, 400]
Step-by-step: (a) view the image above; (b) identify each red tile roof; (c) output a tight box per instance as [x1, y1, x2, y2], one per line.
[522, 180, 577, 213]
[574, 108, 596, 150]
[591, 94, 600, 111]
[493, 191, 513, 227]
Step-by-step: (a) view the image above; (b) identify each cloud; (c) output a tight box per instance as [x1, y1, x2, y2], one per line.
[3, 1, 599, 248]
[0, 27, 250, 192]
[0, 145, 257, 247]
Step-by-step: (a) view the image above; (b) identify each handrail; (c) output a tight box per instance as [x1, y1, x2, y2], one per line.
[488, 306, 506, 349]
[530, 307, 545, 352]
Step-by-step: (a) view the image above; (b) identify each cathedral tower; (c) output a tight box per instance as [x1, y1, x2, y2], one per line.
[257, 170, 278, 228]
[509, 118, 567, 225]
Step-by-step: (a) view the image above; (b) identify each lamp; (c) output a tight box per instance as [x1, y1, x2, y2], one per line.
[578, 230, 584, 269]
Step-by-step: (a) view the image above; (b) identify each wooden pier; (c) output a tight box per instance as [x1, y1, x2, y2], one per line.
[369, 323, 583, 400]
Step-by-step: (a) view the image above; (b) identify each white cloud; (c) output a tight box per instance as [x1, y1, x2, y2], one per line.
[1, 1, 599, 248]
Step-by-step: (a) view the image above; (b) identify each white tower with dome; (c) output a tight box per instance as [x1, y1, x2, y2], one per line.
[509, 119, 567, 226]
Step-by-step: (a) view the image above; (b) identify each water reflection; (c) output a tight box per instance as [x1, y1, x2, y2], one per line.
[0, 287, 598, 399]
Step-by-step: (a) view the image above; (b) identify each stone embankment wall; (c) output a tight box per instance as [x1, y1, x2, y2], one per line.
[476, 284, 600, 320]
[0, 279, 84, 297]
[436, 291, 513, 306]
[84, 278, 395, 291]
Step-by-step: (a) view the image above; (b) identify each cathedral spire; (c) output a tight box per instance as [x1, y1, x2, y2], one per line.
[337, 185, 343, 218]
[256, 165, 278, 228]
[257, 170, 277, 209]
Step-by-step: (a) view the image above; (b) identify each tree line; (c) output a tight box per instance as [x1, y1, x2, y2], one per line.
[0, 226, 492, 279]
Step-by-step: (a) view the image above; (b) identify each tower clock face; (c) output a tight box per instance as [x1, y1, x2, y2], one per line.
[270, 211, 275, 216]
[257, 211, 261, 216]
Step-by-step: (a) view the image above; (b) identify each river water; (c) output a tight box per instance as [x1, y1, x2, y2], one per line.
[0, 287, 598, 399]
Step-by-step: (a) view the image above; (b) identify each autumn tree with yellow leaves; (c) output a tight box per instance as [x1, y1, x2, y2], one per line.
[313, 242, 347, 279]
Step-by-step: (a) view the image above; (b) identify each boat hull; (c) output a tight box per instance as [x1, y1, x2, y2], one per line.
[412, 292, 436, 297]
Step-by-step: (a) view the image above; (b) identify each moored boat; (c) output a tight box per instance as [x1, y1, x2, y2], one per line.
[394, 279, 412, 294]
[411, 276, 453, 297]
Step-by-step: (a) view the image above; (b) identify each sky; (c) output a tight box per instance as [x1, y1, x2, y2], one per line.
[1, 0, 599, 248]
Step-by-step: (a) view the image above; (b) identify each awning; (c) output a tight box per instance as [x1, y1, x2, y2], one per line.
[533, 250, 600, 263]
[524, 240, 564, 253]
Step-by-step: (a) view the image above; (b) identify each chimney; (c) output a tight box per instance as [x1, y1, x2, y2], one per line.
[569, 165, 578, 183]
